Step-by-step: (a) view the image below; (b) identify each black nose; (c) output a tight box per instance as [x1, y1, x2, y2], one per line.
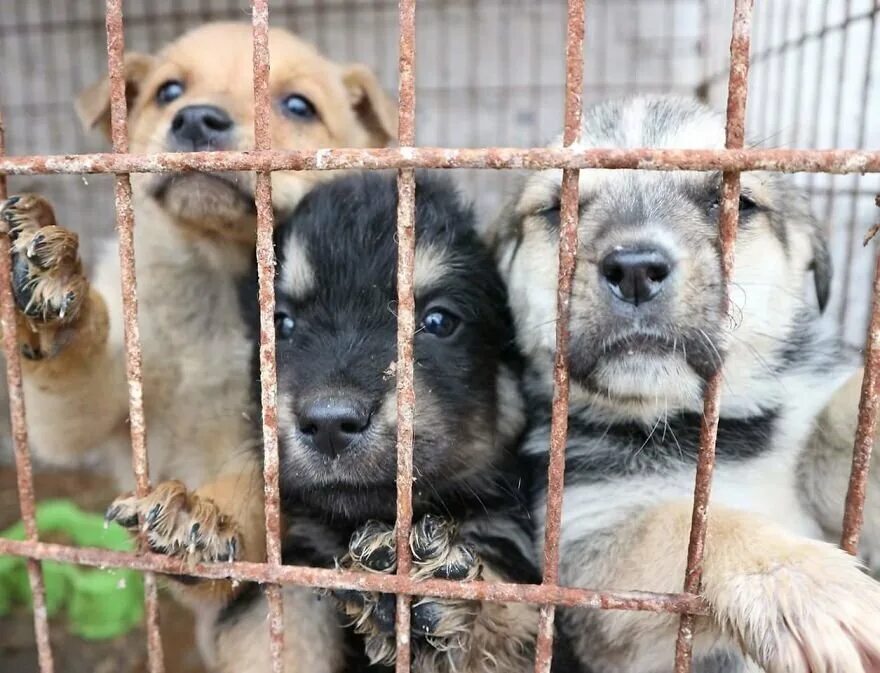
[298, 397, 372, 458]
[600, 247, 673, 305]
[170, 105, 234, 150]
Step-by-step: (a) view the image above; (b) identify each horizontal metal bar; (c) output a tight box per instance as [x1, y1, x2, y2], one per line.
[0, 538, 709, 615]
[0, 147, 878, 176]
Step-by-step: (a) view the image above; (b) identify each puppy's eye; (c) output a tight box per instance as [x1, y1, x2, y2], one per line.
[708, 193, 760, 218]
[156, 80, 185, 106]
[738, 194, 758, 214]
[538, 204, 561, 230]
[281, 94, 318, 121]
[274, 311, 295, 339]
[420, 308, 460, 339]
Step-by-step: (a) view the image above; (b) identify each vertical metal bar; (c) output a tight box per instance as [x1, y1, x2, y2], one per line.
[841, 250, 880, 554]
[673, 1, 753, 671]
[837, 5, 876, 329]
[394, 0, 417, 671]
[0, 111, 56, 673]
[250, 2, 285, 672]
[533, 2, 585, 673]
[103, 2, 165, 672]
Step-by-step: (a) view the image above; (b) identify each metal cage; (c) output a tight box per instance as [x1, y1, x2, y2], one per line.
[0, 1, 878, 673]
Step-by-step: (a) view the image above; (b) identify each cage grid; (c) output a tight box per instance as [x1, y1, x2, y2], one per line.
[0, 1, 879, 673]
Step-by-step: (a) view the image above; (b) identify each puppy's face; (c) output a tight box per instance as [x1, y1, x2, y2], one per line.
[258, 174, 523, 521]
[497, 97, 830, 419]
[76, 22, 397, 244]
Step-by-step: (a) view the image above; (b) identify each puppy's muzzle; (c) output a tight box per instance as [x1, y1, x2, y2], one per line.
[297, 394, 373, 458]
[169, 104, 234, 152]
[599, 245, 673, 306]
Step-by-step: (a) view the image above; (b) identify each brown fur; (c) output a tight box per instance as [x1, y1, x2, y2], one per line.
[0, 21, 396, 673]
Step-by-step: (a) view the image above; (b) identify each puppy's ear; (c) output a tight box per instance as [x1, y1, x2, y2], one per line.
[342, 64, 398, 147]
[810, 223, 832, 313]
[75, 53, 156, 141]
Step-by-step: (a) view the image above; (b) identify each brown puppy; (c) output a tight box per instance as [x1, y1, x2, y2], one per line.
[0, 21, 395, 672]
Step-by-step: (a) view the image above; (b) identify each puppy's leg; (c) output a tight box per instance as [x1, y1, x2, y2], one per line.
[799, 367, 880, 572]
[337, 516, 537, 673]
[0, 194, 127, 463]
[207, 584, 348, 673]
[568, 500, 880, 673]
[106, 464, 266, 608]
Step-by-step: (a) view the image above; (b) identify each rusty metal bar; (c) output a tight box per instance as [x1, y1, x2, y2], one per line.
[394, 0, 417, 669]
[673, 1, 753, 671]
[1, 147, 879, 176]
[0, 110, 56, 673]
[533, 1, 585, 672]
[841, 247, 880, 554]
[103, 2, 164, 671]
[0, 537, 709, 614]
[250, 1, 285, 671]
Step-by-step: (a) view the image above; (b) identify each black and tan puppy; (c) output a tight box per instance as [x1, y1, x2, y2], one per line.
[494, 96, 880, 672]
[217, 172, 539, 673]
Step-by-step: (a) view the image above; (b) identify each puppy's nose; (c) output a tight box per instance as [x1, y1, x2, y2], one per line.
[600, 247, 673, 306]
[298, 397, 372, 458]
[170, 105, 234, 151]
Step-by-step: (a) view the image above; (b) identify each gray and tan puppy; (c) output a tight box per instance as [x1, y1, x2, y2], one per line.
[0, 21, 396, 671]
[493, 95, 880, 673]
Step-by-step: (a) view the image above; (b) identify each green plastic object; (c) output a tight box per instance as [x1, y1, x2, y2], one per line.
[0, 499, 144, 639]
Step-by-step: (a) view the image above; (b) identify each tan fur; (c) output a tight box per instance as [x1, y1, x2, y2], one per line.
[800, 367, 880, 573]
[564, 500, 880, 673]
[0, 21, 396, 673]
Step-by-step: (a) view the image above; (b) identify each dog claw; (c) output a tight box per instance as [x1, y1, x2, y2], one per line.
[145, 503, 162, 527]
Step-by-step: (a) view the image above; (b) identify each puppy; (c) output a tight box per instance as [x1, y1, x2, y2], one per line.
[4, 20, 395, 597]
[216, 172, 539, 673]
[493, 96, 880, 672]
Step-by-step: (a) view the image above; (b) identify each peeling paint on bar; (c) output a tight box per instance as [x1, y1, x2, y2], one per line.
[0, 537, 709, 614]
[673, 1, 753, 671]
[1, 147, 880, 175]
[103, 1, 165, 671]
[841, 248, 880, 554]
[533, 1, 586, 671]
[0, 103, 56, 673]
[250, 1, 285, 671]
[394, 0, 417, 669]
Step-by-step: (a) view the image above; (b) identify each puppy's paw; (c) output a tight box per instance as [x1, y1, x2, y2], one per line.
[711, 541, 880, 673]
[1, 194, 88, 329]
[334, 515, 481, 668]
[106, 480, 240, 566]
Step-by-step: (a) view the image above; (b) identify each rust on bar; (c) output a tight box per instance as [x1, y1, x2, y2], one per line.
[250, 1, 285, 670]
[1, 147, 879, 176]
[534, 2, 586, 672]
[0, 537, 710, 615]
[841, 250, 880, 553]
[0, 107, 56, 673]
[103, 2, 164, 671]
[674, 1, 754, 671]
[394, 0, 417, 669]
